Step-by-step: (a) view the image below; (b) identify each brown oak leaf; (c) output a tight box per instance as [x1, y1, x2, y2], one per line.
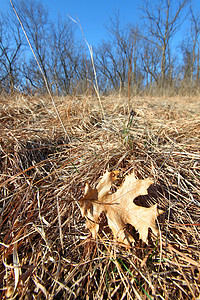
[79, 170, 164, 245]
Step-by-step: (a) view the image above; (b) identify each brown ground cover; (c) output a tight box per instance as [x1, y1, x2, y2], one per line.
[0, 94, 200, 299]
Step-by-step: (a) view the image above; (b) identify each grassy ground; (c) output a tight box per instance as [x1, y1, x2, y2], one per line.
[0, 93, 200, 299]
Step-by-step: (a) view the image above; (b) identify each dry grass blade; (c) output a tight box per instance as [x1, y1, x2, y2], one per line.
[0, 94, 199, 298]
[69, 14, 105, 119]
[57, 196, 64, 252]
[33, 275, 49, 298]
[174, 256, 196, 299]
[13, 243, 21, 294]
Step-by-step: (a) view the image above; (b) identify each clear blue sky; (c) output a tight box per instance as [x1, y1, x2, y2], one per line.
[1, 0, 200, 47]
[46, 0, 140, 45]
[1, 0, 140, 46]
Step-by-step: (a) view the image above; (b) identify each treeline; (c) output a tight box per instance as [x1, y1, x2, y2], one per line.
[0, 0, 199, 96]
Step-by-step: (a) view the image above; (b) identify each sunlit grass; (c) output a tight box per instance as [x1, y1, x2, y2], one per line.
[0, 93, 199, 298]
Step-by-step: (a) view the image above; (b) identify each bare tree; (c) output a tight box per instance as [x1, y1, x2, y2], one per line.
[141, 0, 189, 92]
[96, 40, 122, 91]
[49, 18, 84, 95]
[0, 12, 22, 93]
[190, 7, 200, 84]
[141, 41, 161, 88]
[14, 0, 51, 93]
[96, 14, 142, 94]
[181, 7, 200, 91]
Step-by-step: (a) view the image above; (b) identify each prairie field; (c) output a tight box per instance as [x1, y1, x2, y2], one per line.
[0, 93, 200, 299]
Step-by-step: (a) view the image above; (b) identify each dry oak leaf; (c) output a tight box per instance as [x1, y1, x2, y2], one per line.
[79, 170, 164, 245]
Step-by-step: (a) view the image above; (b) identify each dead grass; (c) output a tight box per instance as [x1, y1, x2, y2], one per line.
[0, 93, 200, 299]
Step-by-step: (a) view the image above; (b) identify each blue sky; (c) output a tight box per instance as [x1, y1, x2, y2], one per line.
[0, 0, 145, 46]
[49, 0, 140, 45]
[1, 0, 200, 47]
